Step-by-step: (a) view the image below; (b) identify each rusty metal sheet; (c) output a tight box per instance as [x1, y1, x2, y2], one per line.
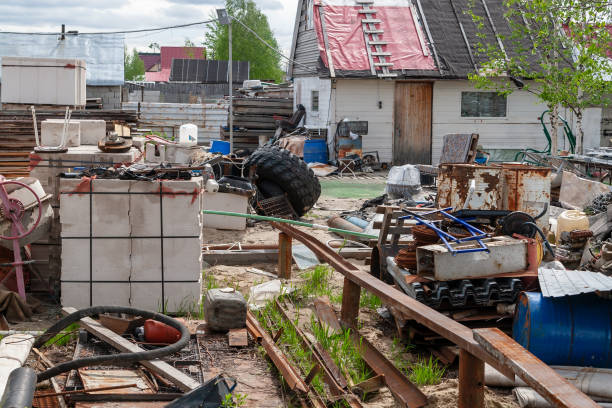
[437, 164, 503, 210]
[228, 328, 248, 347]
[78, 369, 153, 394]
[473, 328, 599, 408]
[501, 164, 551, 229]
[75, 403, 167, 408]
[33, 391, 60, 408]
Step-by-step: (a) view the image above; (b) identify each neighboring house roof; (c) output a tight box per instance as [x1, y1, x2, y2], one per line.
[0, 33, 124, 85]
[139, 52, 161, 72]
[289, 0, 540, 79]
[169, 59, 250, 83]
[160, 46, 206, 70]
[145, 68, 171, 82]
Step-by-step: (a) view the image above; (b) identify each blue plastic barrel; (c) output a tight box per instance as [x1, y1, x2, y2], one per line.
[303, 139, 328, 164]
[210, 140, 230, 154]
[513, 292, 612, 368]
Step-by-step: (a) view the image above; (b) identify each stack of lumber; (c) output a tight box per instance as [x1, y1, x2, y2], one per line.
[86, 97, 103, 110]
[0, 110, 138, 178]
[222, 97, 293, 150]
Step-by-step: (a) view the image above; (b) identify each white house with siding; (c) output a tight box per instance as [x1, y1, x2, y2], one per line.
[289, 0, 603, 165]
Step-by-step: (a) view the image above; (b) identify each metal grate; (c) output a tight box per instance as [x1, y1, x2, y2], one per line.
[257, 196, 297, 219]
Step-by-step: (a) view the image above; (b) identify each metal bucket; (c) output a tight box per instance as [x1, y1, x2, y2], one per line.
[513, 292, 612, 368]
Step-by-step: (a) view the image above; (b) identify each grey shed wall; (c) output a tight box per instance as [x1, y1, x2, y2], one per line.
[290, 0, 320, 77]
[87, 86, 122, 110]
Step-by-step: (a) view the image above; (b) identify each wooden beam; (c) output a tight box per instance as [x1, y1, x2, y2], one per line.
[458, 349, 484, 408]
[278, 232, 292, 279]
[340, 277, 361, 327]
[473, 328, 599, 408]
[32, 348, 68, 408]
[62, 307, 200, 392]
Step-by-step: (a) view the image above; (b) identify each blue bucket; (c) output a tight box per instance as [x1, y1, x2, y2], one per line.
[303, 139, 328, 164]
[210, 140, 230, 155]
[513, 292, 612, 368]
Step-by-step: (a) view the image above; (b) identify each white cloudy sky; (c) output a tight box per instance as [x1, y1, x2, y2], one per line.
[0, 0, 299, 55]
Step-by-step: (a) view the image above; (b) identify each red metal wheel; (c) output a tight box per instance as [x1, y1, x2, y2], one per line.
[0, 180, 43, 241]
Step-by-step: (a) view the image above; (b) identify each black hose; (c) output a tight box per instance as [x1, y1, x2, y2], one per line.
[524, 222, 556, 257]
[33, 306, 189, 383]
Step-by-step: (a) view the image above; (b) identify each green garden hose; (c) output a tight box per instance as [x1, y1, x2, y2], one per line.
[202, 210, 378, 240]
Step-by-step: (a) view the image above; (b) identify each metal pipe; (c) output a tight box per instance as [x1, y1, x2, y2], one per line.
[202, 210, 378, 239]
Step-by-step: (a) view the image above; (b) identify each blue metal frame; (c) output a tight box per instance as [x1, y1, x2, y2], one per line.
[400, 207, 490, 256]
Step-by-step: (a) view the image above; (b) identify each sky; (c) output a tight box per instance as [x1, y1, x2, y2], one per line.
[0, 0, 299, 55]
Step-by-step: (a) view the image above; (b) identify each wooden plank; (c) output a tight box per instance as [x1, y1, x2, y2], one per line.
[473, 328, 599, 408]
[340, 277, 361, 326]
[228, 328, 248, 347]
[32, 348, 68, 408]
[278, 232, 292, 279]
[62, 307, 200, 392]
[458, 349, 484, 408]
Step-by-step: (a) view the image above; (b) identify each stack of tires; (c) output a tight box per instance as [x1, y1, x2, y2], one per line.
[246, 146, 321, 217]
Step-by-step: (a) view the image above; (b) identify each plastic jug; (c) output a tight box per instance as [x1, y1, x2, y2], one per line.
[179, 124, 198, 147]
[557, 210, 589, 237]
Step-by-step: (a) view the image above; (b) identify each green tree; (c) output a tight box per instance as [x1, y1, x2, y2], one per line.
[124, 47, 145, 81]
[184, 39, 207, 59]
[204, 0, 284, 82]
[468, 0, 612, 154]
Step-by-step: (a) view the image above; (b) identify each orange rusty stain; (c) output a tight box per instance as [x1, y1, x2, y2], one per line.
[65, 176, 95, 196]
[28, 154, 42, 171]
[155, 185, 202, 205]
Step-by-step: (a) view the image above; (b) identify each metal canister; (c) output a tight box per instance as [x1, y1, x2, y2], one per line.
[512, 292, 612, 368]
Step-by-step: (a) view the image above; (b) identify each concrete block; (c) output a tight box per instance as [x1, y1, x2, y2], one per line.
[203, 191, 248, 231]
[61, 282, 131, 309]
[129, 181, 161, 236]
[145, 144, 165, 164]
[163, 238, 202, 281]
[59, 179, 91, 237]
[61, 283, 91, 310]
[91, 179, 131, 237]
[130, 238, 162, 281]
[60, 239, 89, 282]
[161, 179, 203, 236]
[41, 119, 81, 147]
[77, 120, 106, 145]
[92, 239, 131, 281]
[130, 281, 201, 313]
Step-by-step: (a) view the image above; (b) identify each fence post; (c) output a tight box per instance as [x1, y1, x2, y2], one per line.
[340, 277, 361, 326]
[458, 349, 485, 408]
[278, 232, 292, 279]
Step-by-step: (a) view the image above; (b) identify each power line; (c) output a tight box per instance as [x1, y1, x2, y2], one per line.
[0, 19, 217, 36]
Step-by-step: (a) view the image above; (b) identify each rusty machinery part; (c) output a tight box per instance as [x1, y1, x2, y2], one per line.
[568, 229, 594, 240]
[0, 179, 43, 241]
[501, 212, 537, 238]
[395, 242, 417, 270]
[33, 306, 189, 382]
[98, 132, 133, 153]
[412, 224, 440, 246]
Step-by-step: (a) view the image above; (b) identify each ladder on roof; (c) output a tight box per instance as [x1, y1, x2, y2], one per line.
[357, 0, 397, 78]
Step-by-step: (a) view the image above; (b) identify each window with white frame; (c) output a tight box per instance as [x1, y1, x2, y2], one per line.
[311, 90, 319, 112]
[461, 92, 507, 117]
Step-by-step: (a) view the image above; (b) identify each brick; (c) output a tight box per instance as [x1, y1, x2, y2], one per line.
[92, 239, 131, 281]
[41, 120, 80, 147]
[91, 179, 131, 237]
[77, 120, 106, 145]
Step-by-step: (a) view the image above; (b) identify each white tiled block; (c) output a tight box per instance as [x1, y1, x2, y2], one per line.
[203, 191, 248, 231]
[59, 179, 91, 237]
[61, 239, 89, 282]
[163, 238, 202, 281]
[41, 120, 81, 147]
[145, 144, 165, 164]
[77, 120, 106, 145]
[129, 181, 161, 236]
[91, 179, 131, 237]
[161, 179, 203, 236]
[130, 281, 202, 313]
[92, 240, 131, 281]
[131, 239, 161, 281]
[61, 283, 131, 309]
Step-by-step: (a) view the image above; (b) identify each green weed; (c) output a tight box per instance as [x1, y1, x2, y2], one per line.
[44, 323, 80, 347]
[409, 356, 446, 386]
[359, 292, 382, 310]
[221, 392, 247, 408]
[300, 265, 333, 298]
[203, 270, 218, 291]
[390, 337, 414, 374]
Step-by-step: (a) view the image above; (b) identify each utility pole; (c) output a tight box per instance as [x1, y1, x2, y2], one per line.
[217, 9, 233, 154]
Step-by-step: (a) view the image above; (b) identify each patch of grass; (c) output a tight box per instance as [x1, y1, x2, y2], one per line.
[300, 265, 333, 298]
[309, 315, 371, 385]
[409, 356, 446, 386]
[203, 269, 218, 291]
[44, 323, 80, 347]
[390, 337, 414, 374]
[221, 392, 247, 407]
[359, 292, 382, 310]
[319, 180, 386, 199]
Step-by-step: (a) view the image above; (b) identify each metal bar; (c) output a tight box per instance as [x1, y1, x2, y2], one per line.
[458, 349, 484, 408]
[313, 299, 427, 408]
[245, 311, 309, 394]
[473, 328, 599, 408]
[271, 223, 516, 380]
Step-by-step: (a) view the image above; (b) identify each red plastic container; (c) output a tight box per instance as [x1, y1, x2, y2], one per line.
[144, 319, 181, 344]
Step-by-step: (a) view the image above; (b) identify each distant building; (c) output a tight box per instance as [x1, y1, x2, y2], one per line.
[145, 46, 206, 83]
[138, 52, 161, 73]
[0, 32, 124, 109]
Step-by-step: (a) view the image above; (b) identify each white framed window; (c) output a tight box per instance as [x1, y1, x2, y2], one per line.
[461, 92, 507, 117]
[311, 90, 319, 112]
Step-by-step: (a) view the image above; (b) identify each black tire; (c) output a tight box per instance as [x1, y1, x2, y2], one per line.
[258, 179, 286, 198]
[247, 146, 321, 216]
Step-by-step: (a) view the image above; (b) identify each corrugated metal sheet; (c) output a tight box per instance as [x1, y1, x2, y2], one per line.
[0, 33, 124, 86]
[122, 102, 227, 144]
[169, 59, 249, 83]
[539, 268, 612, 297]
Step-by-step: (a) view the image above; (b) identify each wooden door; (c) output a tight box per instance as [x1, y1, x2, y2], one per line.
[393, 82, 433, 164]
